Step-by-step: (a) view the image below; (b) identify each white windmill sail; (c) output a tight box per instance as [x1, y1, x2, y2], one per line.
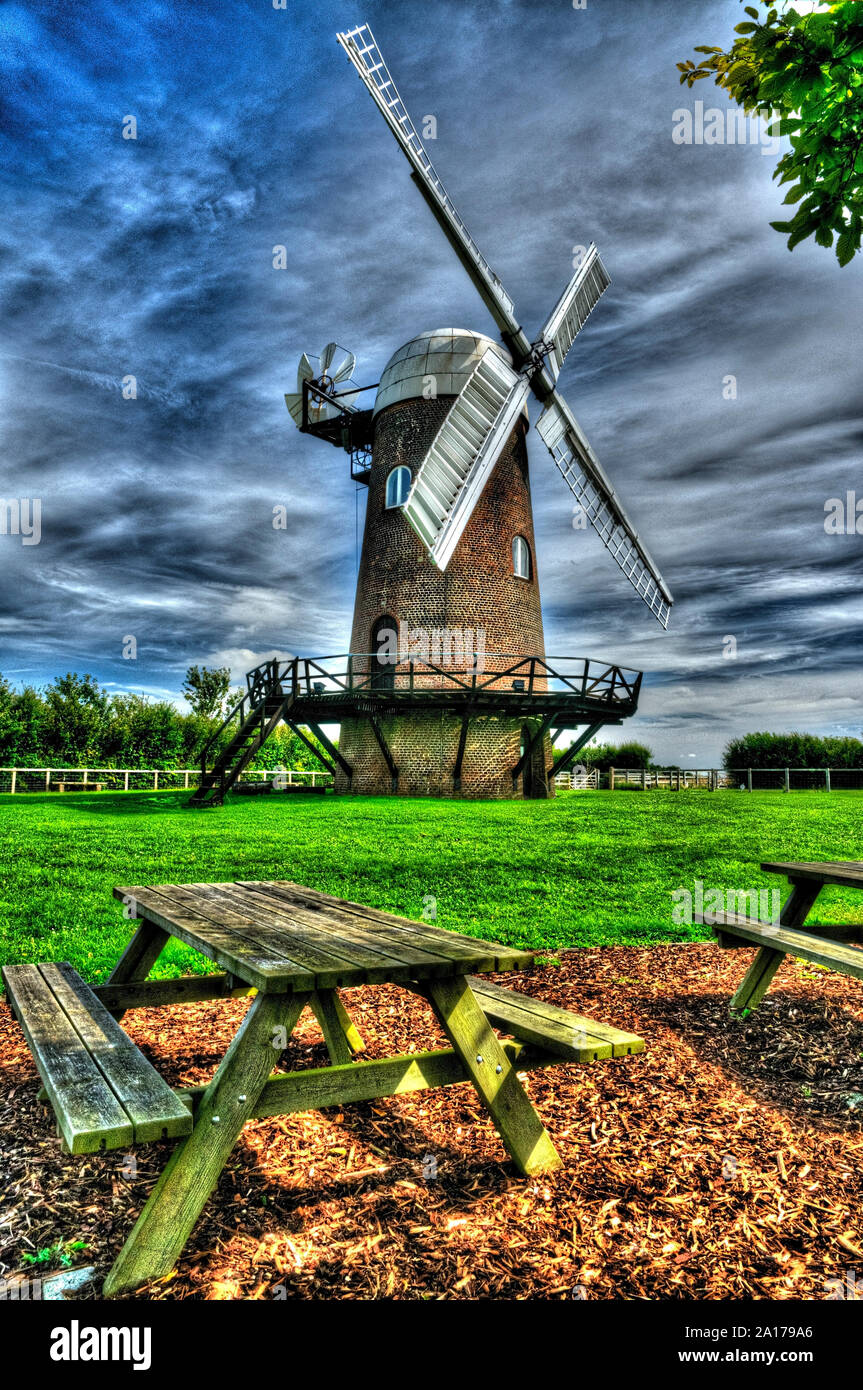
[404, 350, 531, 570]
[536, 394, 673, 628]
[539, 245, 611, 382]
[336, 24, 519, 338]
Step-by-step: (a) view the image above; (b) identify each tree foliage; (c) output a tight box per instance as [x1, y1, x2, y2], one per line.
[723, 730, 863, 767]
[575, 741, 654, 772]
[0, 672, 334, 773]
[680, 2, 863, 264]
[181, 664, 231, 718]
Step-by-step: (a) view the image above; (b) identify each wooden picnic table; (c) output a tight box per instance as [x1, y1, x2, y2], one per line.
[712, 860, 863, 1014]
[2, 880, 643, 1296]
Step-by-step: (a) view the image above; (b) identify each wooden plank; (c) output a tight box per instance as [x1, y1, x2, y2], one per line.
[102, 990, 311, 1297]
[38, 964, 191, 1144]
[200, 883, 443, 982]
[426, 975, 562, 1177]
[715, 920, 863, 979]
[1, 964, 133, 1153]
[723, 878, 824, 1016]
[225, 882, 489, 982]
[762, 861, 863, 890]
[159, 883, 385, 989]
[105, 916, 171, 1023]
[178, 1039, 561, 1119]
[329, 990, 365, 1054]
[310, 991, 356, 1064]
[709, 915, 863, 948]
[95, 974, 256, 1012]
[730, 947, 785, 1016]
[238, 881, 532, 972]
[466, 977, 645, 1060]
[113, 886, 315, 992]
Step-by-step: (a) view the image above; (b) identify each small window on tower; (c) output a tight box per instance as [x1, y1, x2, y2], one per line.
[385, 466, 411, 509]
[513, 535, 531, 579]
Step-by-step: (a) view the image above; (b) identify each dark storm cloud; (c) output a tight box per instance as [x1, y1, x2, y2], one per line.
[1, 0, 860, 758]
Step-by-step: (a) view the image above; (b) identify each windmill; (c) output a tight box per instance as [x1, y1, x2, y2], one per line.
[190, 22, 671, 807]
[336, 23, 673, 628]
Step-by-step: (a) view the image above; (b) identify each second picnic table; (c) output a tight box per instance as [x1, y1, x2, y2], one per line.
[3, 879, 643, 1296]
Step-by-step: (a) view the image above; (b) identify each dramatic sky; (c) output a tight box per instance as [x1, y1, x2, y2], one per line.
[1, 0, 861, 764]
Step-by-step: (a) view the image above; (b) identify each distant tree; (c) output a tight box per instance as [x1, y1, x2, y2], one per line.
[724, 731, 863, 767]
[679, 1, 863, 264]
[182, 665, 231, 719]
[103, 694, 184, 768]
[576, 741, 654, 772]
[250, 723, 334, 774]
[44, 673, 110, 763]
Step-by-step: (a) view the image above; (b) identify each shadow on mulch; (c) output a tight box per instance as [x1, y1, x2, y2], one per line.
[643, 989, 863, 1134]
[3, 943, 863, 1301]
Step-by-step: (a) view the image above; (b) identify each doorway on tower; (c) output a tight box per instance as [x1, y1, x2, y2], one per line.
[371, 615, 397, 691]
[520, 725, 535, 798]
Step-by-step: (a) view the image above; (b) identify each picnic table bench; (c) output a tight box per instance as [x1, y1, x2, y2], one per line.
[56, 781, 104, 793]
[710, 860, 863, 1015]
[1, 880, 644, 1296]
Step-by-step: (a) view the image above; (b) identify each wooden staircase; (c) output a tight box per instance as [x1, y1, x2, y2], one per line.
[189, 693, 292, 808]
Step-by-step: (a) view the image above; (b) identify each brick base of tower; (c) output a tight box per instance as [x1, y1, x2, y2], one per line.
[336, 331, 555, 802]
[334, 714, 553, 799]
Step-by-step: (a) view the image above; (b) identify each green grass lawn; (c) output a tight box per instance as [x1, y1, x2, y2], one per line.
[1, 788, 862, 986]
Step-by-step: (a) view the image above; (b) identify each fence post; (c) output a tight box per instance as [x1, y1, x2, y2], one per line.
[45, 768, 50, 791]
[184, 770, 190, 789]
[154, 771, 159, 791]
[747, 767, 753, 793]
[610, 767, 615, 791]
[124, 770, 130, 792]
[641, 768, 646, 791]
[10, 768, 16, 795]
[83, 768, 88, 785]
[784, 767, 790, 793]
[825, 768, 831, 793]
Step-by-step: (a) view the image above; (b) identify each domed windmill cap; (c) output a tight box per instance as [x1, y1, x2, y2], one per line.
[373, 328, 527, 421]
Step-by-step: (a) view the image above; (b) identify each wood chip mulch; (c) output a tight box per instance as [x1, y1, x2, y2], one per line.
[2, 943, 863, 1300]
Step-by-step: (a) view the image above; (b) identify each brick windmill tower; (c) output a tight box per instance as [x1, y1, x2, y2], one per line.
[189, 23, 672, 808]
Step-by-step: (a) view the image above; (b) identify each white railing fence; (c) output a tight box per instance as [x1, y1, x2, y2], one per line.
[554, 768, 599, 791]
[0, 767, 333, 795]
[609, 766, 863, 792]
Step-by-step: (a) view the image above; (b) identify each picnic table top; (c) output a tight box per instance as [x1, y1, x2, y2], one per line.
[114, 880, 534, 993]
[762, 860, 863, 888]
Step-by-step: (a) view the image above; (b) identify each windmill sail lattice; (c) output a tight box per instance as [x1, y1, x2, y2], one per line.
[539, 246, 611, 382]
[404, 352, 532, 571]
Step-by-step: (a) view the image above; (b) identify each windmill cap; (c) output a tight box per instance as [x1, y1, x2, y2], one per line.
[373, 329, 527, 420]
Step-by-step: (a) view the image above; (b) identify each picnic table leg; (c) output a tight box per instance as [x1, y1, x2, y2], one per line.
[103, 990, 310, 1297]
[426, 975, 562, 1177]
[729, 879, 822, 1017]
[310, 990, 365, 1064]
[104, 916, 172, 1023]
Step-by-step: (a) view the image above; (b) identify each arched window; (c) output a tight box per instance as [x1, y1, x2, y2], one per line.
[512, 535, 531, 579]
[385, 466, 411, 509]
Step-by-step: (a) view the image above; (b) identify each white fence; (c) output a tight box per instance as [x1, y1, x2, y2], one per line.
[609, 766, 863, 792]
[0, 767, 332, 795]
[555, 768, 599, 791]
